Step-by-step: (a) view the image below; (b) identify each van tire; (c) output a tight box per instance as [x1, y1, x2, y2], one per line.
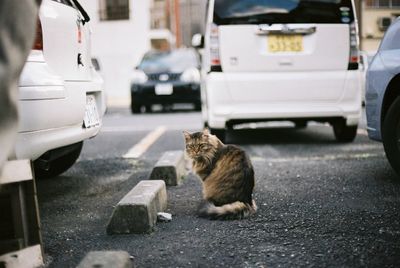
[382, 96, 400, 177]
[333, 121, 357, 142]
[209, 128, 226, 143]
[34, 142, 83, 179]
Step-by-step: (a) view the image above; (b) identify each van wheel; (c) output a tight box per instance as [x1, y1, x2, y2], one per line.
[209, 128, 226, 143]
[382, 96, 400, 177]
[333, 121, 357, 142]
[34, 142, 83, 179]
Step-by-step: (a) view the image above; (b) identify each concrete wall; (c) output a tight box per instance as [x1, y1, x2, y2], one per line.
[360, 4, 400, 52]
[81, 0, 151, 106]
[180, 0, 207, 47]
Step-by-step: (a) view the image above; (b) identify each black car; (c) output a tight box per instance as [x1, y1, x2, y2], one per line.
[130, 49, 201, 113]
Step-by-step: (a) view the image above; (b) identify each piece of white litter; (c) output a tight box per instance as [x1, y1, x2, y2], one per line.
[157, 212, 172, 222]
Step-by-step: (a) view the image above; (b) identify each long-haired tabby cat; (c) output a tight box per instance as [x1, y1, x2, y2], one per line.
[183, 128, 256, 220]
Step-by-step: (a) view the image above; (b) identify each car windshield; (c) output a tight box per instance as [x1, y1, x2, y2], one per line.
[138, 49, 199, 73]
[214, 0, 354, 25]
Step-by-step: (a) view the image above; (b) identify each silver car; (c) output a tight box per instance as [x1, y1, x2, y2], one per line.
[366, 18, 400, 176]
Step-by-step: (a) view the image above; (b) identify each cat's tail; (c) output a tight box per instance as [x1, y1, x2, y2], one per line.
[198, 200, 257, 220]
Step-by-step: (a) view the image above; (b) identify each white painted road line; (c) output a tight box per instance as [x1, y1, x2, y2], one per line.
[357, 128, 368, 136]
[251, 152, 386, 163]
[123, 126, 167, 159]
[101, 125, 201, 133]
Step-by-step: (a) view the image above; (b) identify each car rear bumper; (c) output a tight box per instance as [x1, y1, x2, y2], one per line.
[16, 122, 101, 160]
[365, 54, 394, 142]
[15, 61, 104, 160]
[131, 82, 201, 105]
[204, 71, 362, 128]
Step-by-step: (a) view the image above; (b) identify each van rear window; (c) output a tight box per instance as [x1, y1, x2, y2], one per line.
[214, 0, 355, 25]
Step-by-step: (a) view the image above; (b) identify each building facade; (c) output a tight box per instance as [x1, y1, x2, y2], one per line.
[179, 0, 206, 46]
[81, 0, 151, 105]
[150, 0, 206, 48]
[359, 0, 400, 52]
[150, 0, 400, 53]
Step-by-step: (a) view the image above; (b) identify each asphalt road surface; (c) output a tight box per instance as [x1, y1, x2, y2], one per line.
[37, 107, 400, 268]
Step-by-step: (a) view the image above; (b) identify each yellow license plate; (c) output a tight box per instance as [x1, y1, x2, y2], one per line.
[268, 35, 303, 52]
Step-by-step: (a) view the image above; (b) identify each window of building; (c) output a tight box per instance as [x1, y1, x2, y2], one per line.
[366, 0, 400, 8]
[393, 0, 400, 7]
[99, 0, 130, 21]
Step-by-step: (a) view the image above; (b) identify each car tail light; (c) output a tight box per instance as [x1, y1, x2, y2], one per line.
[348, 22, 359, 70]
[33, 18, 43, 50]
[210, 23, 222, 72]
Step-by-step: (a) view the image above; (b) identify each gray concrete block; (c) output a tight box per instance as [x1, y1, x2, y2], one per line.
[149, 150, 186, 186]
[106, 180, 167, 235]
[76, 251, 133, 268]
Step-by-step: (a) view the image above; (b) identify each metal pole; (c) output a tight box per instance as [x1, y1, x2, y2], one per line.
[174, 0, 181, 47]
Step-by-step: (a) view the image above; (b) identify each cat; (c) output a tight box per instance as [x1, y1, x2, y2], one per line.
[183, 128, 257, 220]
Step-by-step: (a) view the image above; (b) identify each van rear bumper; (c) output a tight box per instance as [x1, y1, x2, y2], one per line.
[203, 70, 362, 128]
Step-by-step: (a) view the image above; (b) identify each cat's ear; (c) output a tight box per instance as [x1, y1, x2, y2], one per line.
[203, 128, 210, 136]
[183, 130, 191, 141]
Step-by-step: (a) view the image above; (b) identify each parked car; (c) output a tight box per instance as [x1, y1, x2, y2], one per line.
[359, 51, 368, 105]
[195, 0, 362, 142]
[359, 50, 376, 105]
[366, 18, 400, 176]
[130, 48, 201, 113]
[16, 0, 106, 178]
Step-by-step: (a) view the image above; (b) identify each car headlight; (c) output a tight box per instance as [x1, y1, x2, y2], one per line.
[131, 70, 148, 84]
[180, 68, 200, 83]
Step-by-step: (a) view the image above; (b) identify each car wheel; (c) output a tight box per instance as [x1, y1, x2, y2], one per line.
[333, 121, 357, 142]
[131, 103, 141, 114]
[194, 102, 201, 111]
[34, 142, 83, 179]
[382, 96, 400, 176]
[145, 105, 152, 113]
[209, 128, 226, 143]
[163, 104, 173, 112]
[294, 120, 307, 129]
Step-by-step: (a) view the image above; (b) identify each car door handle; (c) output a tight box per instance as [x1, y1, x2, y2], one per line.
[256, 25, 316, 35]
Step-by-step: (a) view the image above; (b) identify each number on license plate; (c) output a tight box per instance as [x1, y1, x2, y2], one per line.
[83, 95, 100, 128]
[268, 35, 303, 52]
[155, 83, 173, 95]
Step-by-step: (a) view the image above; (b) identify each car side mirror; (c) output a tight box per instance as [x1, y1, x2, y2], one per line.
[192, 33, 204, 49]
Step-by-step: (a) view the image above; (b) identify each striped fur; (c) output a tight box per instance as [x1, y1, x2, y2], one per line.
[184, 128, 257, 221]
[198, 199, 257, 220]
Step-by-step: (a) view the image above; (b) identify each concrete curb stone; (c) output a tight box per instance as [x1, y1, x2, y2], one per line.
[149, 150, 187, 186]
[76, 251, 133, 268]
[106, 180, 167, 234]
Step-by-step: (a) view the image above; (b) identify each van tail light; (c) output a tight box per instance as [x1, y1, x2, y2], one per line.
[33, 18, 43, 50]
[210, 23, 222, 72]
[348, 22, 359, 70]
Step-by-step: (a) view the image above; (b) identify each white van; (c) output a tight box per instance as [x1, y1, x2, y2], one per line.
[197, 0, 362, 142]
